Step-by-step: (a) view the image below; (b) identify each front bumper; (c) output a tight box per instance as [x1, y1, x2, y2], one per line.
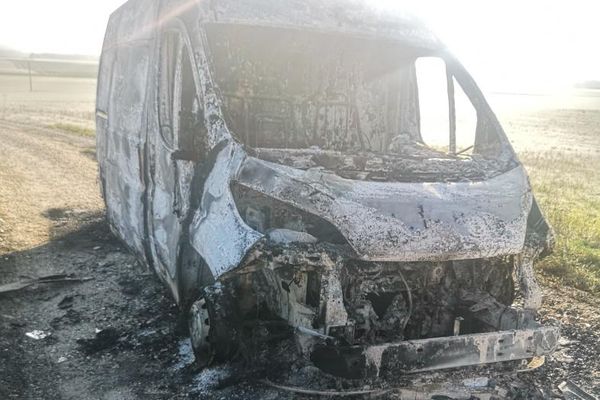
[302, 325, 560, 379]
[223, 241, 559, 378]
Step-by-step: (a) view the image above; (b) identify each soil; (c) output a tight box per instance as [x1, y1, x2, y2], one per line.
[0, 120, 599, 399]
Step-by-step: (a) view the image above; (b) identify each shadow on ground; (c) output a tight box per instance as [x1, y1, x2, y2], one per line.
[0, 210, 189, 400]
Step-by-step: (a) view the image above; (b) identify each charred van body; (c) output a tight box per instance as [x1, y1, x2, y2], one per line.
[97, 0, 558, 378]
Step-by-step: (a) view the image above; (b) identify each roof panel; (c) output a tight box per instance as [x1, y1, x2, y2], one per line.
[209, 0, 442, 49]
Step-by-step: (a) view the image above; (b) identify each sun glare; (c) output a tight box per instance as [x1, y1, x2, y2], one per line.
[0, 0, 126, 56]
[0, 0, 599, 91]
[376, 0, 600, 91]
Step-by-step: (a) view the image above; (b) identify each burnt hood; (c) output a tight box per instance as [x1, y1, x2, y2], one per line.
[189, 143, 532, 278]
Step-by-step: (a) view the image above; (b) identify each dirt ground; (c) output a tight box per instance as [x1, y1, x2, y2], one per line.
[0, 76, 599, 399]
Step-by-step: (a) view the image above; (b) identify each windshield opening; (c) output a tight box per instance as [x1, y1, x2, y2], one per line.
[204, 23, 510, 181]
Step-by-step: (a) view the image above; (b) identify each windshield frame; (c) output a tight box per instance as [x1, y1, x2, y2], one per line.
[199, 22, 516, 169]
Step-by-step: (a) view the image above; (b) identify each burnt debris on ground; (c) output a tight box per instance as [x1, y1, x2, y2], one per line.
[0, 214, 599, 399]
[0, 213, 186, 399]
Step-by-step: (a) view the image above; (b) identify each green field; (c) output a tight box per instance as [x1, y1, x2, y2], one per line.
[491, 91, 600, 292]
[523, 151, 600, 292]
[1, 72, 599, 293]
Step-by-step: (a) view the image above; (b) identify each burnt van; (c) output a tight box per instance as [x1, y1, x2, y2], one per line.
[97, 0, 558, 378]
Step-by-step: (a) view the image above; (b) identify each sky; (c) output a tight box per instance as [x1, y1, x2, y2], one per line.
[0, 0, 599, 92]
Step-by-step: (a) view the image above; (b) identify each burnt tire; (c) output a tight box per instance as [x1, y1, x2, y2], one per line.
[188, 293, 239, 367]
[188, 298, 213, 367]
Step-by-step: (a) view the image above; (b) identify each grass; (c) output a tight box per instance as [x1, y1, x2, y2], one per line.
[521, 151, 600, 293]
[47, 122, 95, 137]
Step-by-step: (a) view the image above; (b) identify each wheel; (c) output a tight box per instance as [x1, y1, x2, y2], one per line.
[188, 298, 213, 367]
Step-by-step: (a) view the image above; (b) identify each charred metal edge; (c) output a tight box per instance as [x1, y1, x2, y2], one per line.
[303, 325, 560, 379]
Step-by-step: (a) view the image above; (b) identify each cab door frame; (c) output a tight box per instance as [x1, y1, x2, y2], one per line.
[146, 16, 210, 306]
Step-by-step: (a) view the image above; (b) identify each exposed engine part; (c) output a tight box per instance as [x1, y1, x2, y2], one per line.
[219, 242, 521, 345]
[516, 252, 543, 311]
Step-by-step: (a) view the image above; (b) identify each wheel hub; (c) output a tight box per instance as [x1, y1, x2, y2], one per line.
[189, 298, 212, 364]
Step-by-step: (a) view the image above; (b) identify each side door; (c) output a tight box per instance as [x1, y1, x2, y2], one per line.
[149, 21, 207, 304]
[97, 1, 156, 263]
